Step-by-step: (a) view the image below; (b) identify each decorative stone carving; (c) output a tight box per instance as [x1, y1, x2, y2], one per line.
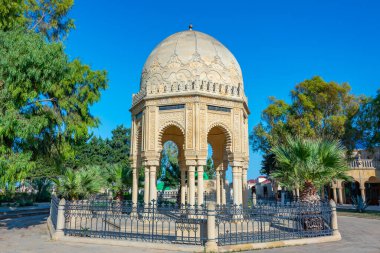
[207, 112, 232, 132]
[149, 108, 156, 150]
[200, 104, 207, 150]
[233, 111, 241, 152]
[158, 111, 185, 131]
[186, 105, 194, 149]
[132, 30, 245, 107]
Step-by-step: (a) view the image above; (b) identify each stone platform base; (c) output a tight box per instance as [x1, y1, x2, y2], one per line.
[47, 216, 341, 252]
[218, 232, 342, 252]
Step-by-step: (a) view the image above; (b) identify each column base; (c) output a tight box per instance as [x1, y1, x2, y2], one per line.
[53, 231, 64, 240]
[205, 241, 218, 252]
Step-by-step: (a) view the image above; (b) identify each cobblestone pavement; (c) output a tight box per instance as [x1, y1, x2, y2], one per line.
[0, 214, 379, 253]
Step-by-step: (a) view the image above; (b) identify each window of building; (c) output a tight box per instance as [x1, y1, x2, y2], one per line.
[135, 111, 143, 120]
[159, 104, 185, 111]
[207, 105, 231, 112]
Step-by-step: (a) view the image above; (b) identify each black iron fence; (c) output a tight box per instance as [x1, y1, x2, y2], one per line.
[215, 201, 332, 246]
[49, 197, 334, 247]
[63, 200, 207, 245]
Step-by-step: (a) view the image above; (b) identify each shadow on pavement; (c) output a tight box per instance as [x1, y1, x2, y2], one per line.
[0, 213, 48, 230]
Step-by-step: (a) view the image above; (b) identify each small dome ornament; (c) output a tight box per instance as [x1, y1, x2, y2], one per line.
[188, 24, 193, 30]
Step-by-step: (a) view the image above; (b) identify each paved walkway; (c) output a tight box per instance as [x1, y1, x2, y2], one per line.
[338, 204, 380, 211]
[0, 214, 379, 253]
[0, 202, 50, 213]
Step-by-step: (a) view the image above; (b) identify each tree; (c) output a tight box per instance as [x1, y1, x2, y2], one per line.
[0, 0, 74, 41]
[52, 166, 103, 200]
[352, 90, 380, 150]
[0, 0, 26, 31]
[204, 157, 215, 179]
[109, 125, 131, 166]
[30, 177, 52, 202]
[271, 136, 350, 203]
[70, 136, 112, 168]
[250, 76, 360, 175]
[159, 141, 180, 189]
[103, 164, 131, 200]
[0, 30, 107, 190]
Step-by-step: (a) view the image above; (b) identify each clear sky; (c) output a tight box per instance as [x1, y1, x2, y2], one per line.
[65, 0, 380, 180]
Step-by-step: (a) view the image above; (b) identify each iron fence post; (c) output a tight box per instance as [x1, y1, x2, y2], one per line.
[152, 200, 155, 242]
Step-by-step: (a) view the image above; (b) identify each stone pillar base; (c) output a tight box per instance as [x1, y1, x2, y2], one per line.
[53, 231, 64, 240]
[205, 241, 218, 252]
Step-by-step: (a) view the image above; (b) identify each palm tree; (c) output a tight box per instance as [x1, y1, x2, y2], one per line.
[103, 164, 132, 200]
[271, 136, 350, 203]
[52, 167, 102, 200]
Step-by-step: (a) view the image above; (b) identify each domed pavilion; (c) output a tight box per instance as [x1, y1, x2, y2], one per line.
[130, 27, 250, 207]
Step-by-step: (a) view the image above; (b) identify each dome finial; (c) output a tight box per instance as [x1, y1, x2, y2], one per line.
[188, 24, 193, 30]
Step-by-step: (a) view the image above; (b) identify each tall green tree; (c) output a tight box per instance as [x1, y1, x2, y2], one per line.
[0, 0, 26, 31]
[0, 0, 74, 41]
[159, 141, 180, 189]
[352, 90, 380, 150]
[250, 76, 360, 175]
[109, 125, 131, 166]
[0, 30, 107, 190]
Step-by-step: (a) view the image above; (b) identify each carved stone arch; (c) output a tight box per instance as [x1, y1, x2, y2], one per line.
[157, 120, 185, 152]
[207, 122, 233, 154]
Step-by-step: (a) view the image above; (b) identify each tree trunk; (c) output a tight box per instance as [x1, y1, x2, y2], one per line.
[300, 181, 324, 231]
[115, 191, 124, 201]
[300, 181, 320, 204]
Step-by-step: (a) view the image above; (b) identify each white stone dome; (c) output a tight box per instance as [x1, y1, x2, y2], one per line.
[140, 30, 243, 91]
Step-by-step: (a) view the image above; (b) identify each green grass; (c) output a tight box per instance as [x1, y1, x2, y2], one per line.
[337, 208, 380, 220]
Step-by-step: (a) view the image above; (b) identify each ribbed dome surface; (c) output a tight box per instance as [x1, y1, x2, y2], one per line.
[140, 30, 243, 90]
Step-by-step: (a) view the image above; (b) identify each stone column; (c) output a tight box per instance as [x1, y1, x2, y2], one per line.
[329, 199, 340, 237]
[197, 165, 204, 206]
[132, 167, 138, 204]
[281, 188, 286, 205]
[55, 198, 66, 239]
[205, 203, 218, 252]
[252, 192, 257, 206]
[238, 167, 243, 205]
[360, 182, 366, 202]
[180, 169, 186, 206]
[221, 170, 227, 205]
[216, 170, 221, 205]
[338, 187, 343, 205]
[332, 187, 337, 203]
[242, 168, 248, 207]
[232, 167, 240, 205]
[188, 166, 196, 206]
[144, 166, 150, 205]
[149, 166, 157, 202]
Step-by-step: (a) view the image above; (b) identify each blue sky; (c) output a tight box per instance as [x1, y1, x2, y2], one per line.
[65, 0, 380, 180]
